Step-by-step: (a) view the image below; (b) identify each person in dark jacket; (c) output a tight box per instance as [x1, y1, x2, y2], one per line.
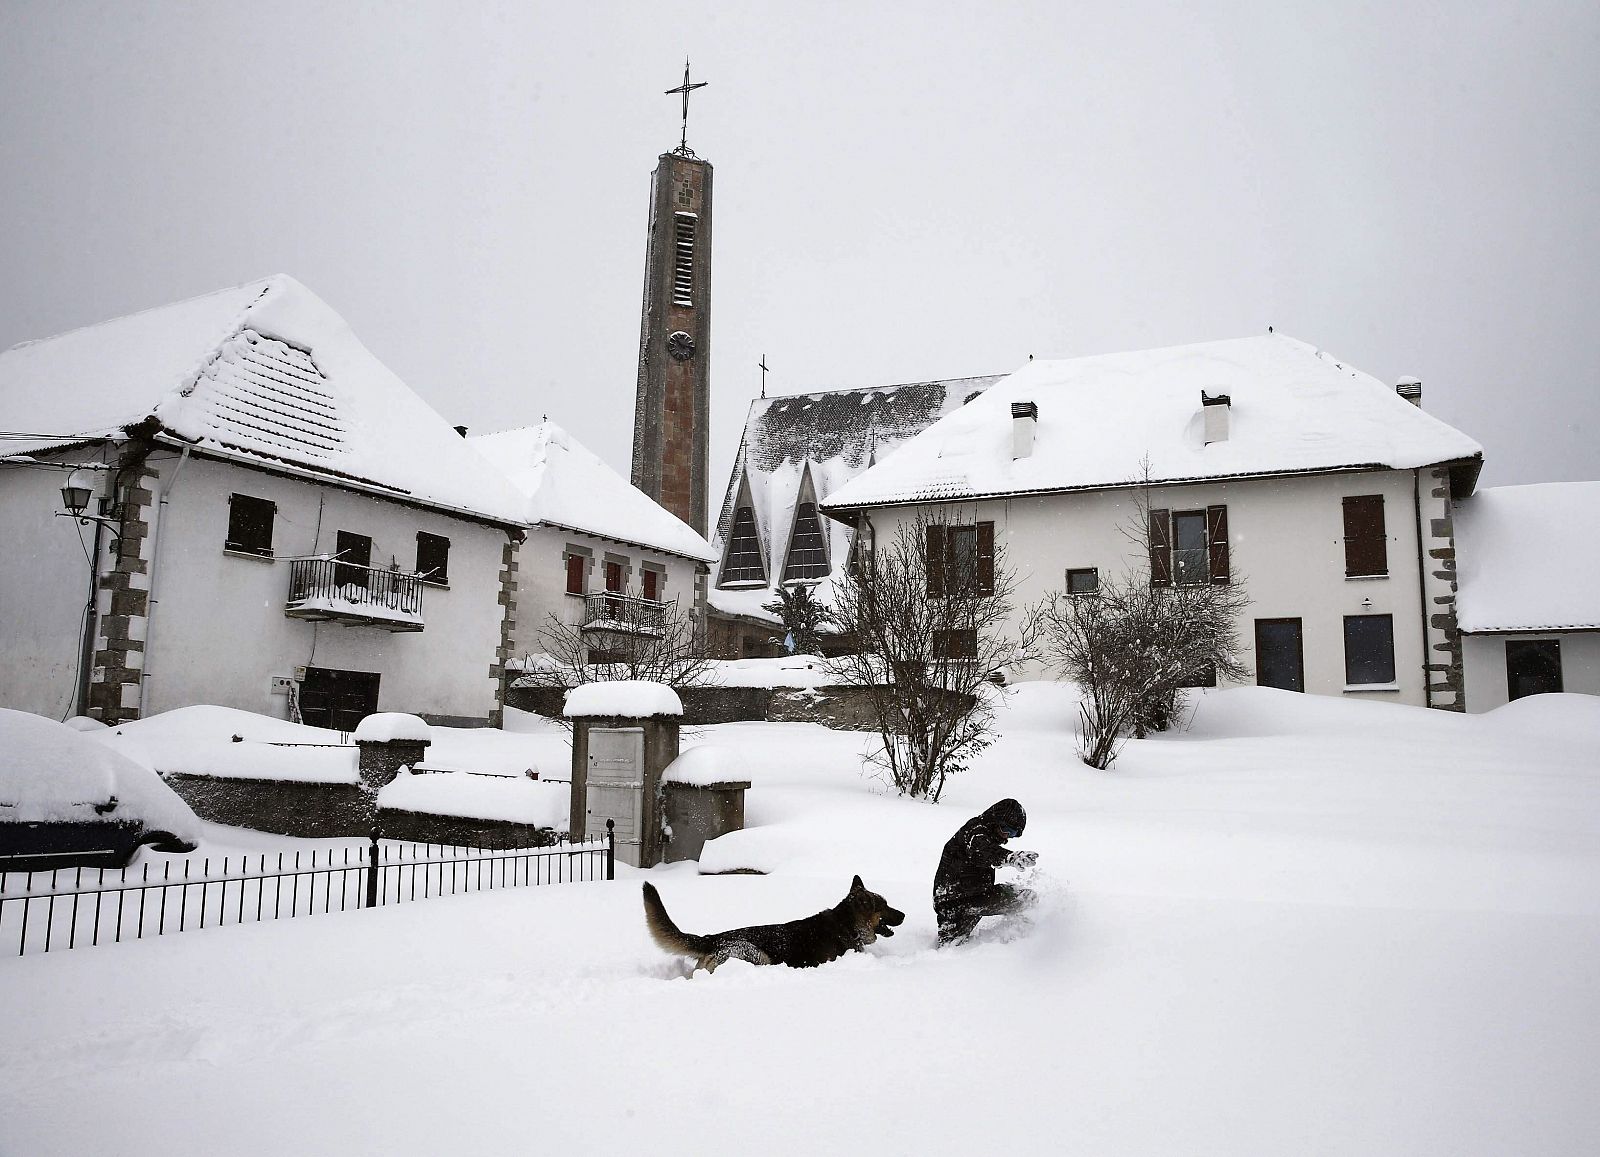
[933, 798, 1038, 945]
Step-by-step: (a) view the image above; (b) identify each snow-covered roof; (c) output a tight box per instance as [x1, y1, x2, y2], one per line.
[710, 374, 1001, 621]
[823, 335, 1483, 511]
[1455, 482, 1600, 633]
[0, 276, 529, 525]
[471, 421, 716, 562]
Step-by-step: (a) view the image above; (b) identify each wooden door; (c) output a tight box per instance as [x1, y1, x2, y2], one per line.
[1254, 619, 1304, 693]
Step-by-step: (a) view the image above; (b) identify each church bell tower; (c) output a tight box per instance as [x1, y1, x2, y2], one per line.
[631, 62, 713, 537]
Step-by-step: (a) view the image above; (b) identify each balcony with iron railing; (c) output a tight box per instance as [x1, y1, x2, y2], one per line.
[580, 591, 666, 637]
[285, 558, 426, 632]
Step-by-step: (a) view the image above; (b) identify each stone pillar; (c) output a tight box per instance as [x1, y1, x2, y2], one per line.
[356, 736, 431, 795]
[565, 682, 683, 867]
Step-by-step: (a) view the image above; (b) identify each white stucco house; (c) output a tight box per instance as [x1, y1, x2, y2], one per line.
[470, 422, 716, 670]
[0, 276, 528, 728]
[1454, 482, 1600, 710]
[822, 334, 1488, 709]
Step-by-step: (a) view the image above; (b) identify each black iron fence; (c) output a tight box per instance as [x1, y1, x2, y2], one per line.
[0, 823, 614, 958]
[286, 558, 427, 626]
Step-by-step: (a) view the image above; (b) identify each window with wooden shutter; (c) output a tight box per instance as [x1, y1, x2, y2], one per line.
[1149, 509, 1172, 587]
[926, 524, 947, 598]
[225, 493, 276, 556]
[1206, 505, 1229, 583]
[976, 522, 995, 595]
[1342, 495, 1388, 577]
[415, 532, 449, 584]
[565, 553, 585, 595]
[605, 560, 624, 593]
[933, 628, 978, 660]
[642, 569, 660, 602]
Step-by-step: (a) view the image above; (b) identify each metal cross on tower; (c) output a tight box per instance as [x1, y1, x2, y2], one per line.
[665, 58, 708, 155]
[759, 354, 769, 398]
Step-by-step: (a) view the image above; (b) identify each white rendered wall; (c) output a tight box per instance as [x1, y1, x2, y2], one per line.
[862, 468, 1434, 705]
[509, 524, 704, 663]
[1461, 632, 1600, 712]
[141, 453, 509, 722]
[0, 445, 119, 718]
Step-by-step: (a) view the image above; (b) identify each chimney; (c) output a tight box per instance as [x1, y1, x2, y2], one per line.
[454, 425, 469, 438]
[1011, 401, 1038, 460]
[1395, 377, 1422, 407]
[1201, 391, 1231, 445]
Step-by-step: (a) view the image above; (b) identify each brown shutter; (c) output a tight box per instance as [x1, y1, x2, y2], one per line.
[976, 521, 995, 595]
[926, 524, 946, 597]
[1207, 505, 1230, 583]
[1342, 495, 1387, 576]
[1149, 509, 1172, 587]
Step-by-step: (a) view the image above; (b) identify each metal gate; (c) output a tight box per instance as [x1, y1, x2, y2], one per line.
[586, 727, 644, 867]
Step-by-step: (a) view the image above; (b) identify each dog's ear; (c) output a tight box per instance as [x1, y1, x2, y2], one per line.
[851, 874, 864, 892]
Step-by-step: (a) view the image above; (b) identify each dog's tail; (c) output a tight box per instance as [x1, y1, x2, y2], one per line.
[641, 881, 712, 958]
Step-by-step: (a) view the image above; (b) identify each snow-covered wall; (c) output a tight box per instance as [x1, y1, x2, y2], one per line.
[140, 454, 509, 722]
[1462, 632, 1600, 712]
[862, 467, 1435, 705]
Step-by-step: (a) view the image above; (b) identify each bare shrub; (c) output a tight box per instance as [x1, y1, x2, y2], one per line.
[829, 511, 1031, 801]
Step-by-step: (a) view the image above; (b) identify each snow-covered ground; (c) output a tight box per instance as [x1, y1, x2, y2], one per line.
[2, 685, 1597, 1156]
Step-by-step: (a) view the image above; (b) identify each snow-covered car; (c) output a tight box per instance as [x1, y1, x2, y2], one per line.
[0, 709, 201, 871]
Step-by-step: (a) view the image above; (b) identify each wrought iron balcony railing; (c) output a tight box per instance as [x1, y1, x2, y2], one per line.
[286, 558, 426, 632]
[580, 592, 666, 636]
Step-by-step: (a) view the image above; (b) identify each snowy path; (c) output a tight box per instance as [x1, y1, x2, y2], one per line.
[2, 685, 1597, 1155]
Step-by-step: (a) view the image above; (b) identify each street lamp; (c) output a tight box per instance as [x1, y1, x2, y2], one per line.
[56, 466, 122, 545]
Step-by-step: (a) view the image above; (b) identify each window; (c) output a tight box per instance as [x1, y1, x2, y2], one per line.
[1506, 640, 1562, 700]
[926, 522, 995, 597]
[642, 569, 660, 602]
[225, 493, 275, 556]
[1342, 495, 1388, 577]
[604, 560, 624, 593]
[565, 553, 586, 596]
[1150, 507, 1229, 587]
[783, 502, 829, 582]
[933, 628, 978, 660]
[334, 531, 371, 589]
[672, 213, 697, 306]
[1066, 567, 1099, 596]
[721, 507, 765, 585]
[1343, 614, 1396, 685]
[415, 532, 449, 584]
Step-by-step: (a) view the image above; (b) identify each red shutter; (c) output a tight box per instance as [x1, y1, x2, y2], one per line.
[565, 554, 584, 594]
[1149, 509, 1172, 587]
[926, 524, 946, 598]
[605, 561, 623, 592]
[976, 522, 995, 595]
[642, 570, 658, 601]
[1207, 505, 1230, 583]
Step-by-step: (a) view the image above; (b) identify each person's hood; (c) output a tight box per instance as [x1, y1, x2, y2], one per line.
[982, 798, 1026, 838]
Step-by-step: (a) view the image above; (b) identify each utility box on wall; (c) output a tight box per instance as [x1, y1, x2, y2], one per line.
[565, 681, 683, 868]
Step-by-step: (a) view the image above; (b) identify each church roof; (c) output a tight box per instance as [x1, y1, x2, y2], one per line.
[0, 276, 528, 525]
[1455, 481, 1600, 633]
[471, 422, 716, 563]
[710, 373, 1001, 622]
[824, 334, 1483, 512]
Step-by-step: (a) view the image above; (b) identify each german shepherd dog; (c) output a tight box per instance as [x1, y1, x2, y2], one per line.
[641, 877, 906, 972]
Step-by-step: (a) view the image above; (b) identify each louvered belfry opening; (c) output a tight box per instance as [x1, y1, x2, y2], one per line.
[672, 213, 697, 306]
[721, 507, 764, 584]
[783, 501, 829, 582]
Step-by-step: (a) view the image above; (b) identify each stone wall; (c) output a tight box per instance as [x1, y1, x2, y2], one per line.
[375, 809, 556, 849]
[506, 683, 776, 726]
[164, 774, 373, 838]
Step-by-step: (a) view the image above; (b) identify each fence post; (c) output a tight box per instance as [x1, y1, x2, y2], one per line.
[606, 819, 615, 881]
[365, 832, 379, 908]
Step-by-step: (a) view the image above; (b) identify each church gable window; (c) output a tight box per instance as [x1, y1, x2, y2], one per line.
[783, 501, 829, 582]
[672, 213, 697, 306]
[721, 507, 765, 586]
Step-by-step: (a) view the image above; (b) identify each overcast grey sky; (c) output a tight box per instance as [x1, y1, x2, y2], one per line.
[2, 1, 1596, 496]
